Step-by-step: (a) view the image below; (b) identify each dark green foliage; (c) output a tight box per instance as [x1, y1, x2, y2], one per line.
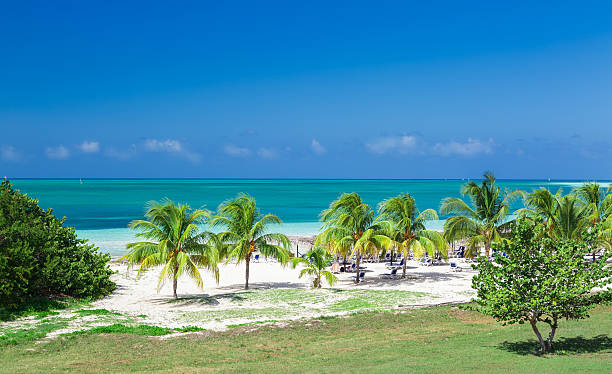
[0, 178, 115, 310]
[176, 326, 205, 332]
[472, 219, 612, 353]
[71, 324, 172, 336]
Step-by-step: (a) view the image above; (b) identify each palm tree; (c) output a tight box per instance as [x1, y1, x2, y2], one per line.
[519, 187, 610, 260]
[211, 194, 291, 290]
[316, 192, 390, 284]
[440, 172, 522, 258]
[520, 187, 592, 240]
[121, 199, 219, 298]
[518, 187, 563, 232]
[378, 193, 448, 278]
[574, 182, 612, 226]
[291, 247, 337, 288]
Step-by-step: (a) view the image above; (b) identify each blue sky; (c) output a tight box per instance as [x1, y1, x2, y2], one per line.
[1, 1, 611, 179]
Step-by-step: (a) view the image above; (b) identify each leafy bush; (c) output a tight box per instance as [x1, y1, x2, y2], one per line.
[472, 219, 612, 353]
[0, 178, 115, 311]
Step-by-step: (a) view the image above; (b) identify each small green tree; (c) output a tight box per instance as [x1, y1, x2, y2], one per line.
[291, 247, 337, 288]
[472, 219, 612, 353]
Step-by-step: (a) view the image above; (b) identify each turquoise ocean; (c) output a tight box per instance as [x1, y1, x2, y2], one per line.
[10, 179, 601, 257]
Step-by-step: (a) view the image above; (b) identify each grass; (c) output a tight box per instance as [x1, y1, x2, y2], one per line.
[0, 304, 609, 373]
[70, 324, 172, 337]
[0, 297, 92, 321]
[74, 309, 121, 316]
[0, 320, 68, 346]
[176, 288, 428, 326]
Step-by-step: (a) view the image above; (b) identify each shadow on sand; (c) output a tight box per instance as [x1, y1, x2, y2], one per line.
[336, 269, 467, 288]
[149, 282, 308, 306]
[497, 335, 612, 356]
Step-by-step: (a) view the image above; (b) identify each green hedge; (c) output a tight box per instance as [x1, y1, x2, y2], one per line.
[0, 179, 115, 309]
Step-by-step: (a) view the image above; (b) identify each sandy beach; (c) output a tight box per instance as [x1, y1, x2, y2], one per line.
[82, 256, 476, 332]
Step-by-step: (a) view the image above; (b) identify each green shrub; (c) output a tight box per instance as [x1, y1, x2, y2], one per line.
[0, 178, 115, 310]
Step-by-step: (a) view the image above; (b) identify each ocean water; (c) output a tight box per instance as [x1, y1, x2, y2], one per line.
[9, 179, 603, 257]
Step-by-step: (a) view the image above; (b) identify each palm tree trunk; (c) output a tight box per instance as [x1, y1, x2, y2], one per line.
[173, 263, 179, 298]
[354, 251, 360, 284]
[245, 253, 251, 290]
[402, 259, 407, 278]
[485, 239, 491, 258]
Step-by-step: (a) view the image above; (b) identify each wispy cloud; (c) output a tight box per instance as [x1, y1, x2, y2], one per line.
[311, 139, 327, 155]
[144, 139, 182, 153]
[223, 144, 251, 157]
[45, 145, 70, 160]
[78, 140, 100, 153]
[257, 147, 278, 159]
[433, 138, 494, 156]
[1, 145, 21, 162]
[143, 139, 200, 163]
[366, 135, 417, 154]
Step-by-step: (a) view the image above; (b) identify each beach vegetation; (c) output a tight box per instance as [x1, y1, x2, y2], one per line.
[519, 185, 611, 259]
[317, 192, 391, 283]
[121, 199, 219, 298]
[291, 247, 337, 288]
[440, 172, 523, 257]
[378, 193, 448, 277]
[472, 219, 612, 353]
[211, 193, 291, 290]
[2, 304, 611, 372]
[0, 178, 114, 312]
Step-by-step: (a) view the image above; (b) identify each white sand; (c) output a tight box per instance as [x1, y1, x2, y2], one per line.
[89, 258, 476, 330]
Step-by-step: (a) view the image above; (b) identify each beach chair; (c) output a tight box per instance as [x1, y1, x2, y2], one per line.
[253, 254, 260, 262]
[379, 268, 399, 279]
[450, 262, 462, 272]
[352, 272, 365, 281]
[386, 258, 404, 269]
[418, 258, 432, 266]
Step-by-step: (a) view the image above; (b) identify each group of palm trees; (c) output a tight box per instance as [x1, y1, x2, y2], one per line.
[121, 194, 291, 297]
[122, 174, 611, 296]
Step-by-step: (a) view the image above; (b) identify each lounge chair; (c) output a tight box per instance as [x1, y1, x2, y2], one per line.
[386, 258, 404, 269]
[253, 254, 260, 262]
[380, 268, 399, 279]
[450, 262, 462, 272]
[352, 272, 365, 281]
[418, 258, 432, 266]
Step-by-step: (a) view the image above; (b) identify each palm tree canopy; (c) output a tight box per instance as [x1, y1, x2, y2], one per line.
[574, 182, 612, 224]
[120, 199, 219, 293]
[211, 193, 291, 263]
[440, 172, 521, 257]
[317, 192, 390, 257]
[291, 247, 337, 287]
[378, 193, 447, 259]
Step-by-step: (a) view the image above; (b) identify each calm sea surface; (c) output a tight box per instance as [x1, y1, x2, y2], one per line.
[10, 179, 594, 256]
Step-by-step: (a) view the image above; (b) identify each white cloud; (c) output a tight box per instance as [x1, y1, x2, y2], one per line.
[223, 144, 251, 157]
[257, 147, 278, 159]
[433, 138, 494, 156]
[311, 139, 327, 155]
[144, 139, 182, 153]
[45, 145, 70, 160]
[79, 140, 100, 153]
[142, 139, 200, 163]
[366, 135, 417, 154]
[0, 145, 21, 162]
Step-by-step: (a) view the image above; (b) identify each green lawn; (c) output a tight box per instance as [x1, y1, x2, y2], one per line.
[1, 304, 610, 373]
